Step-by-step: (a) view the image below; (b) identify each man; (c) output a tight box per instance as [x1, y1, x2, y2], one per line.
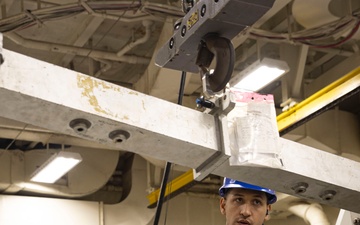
[219, 178, 277, 225]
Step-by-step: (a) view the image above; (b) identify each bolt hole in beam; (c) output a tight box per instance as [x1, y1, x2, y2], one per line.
[69, 118, 91, 134]
[108, 130, 130, 143]
[292, 182, 309, 194]
[320, 190, 337, 201]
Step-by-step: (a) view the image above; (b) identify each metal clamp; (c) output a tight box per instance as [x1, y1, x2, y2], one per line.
[193, 90, 235, 181]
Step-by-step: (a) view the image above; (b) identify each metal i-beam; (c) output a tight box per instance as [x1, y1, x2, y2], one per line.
[0, 49, 360, 213]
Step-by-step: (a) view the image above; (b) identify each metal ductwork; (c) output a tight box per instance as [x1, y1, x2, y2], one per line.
[0, 146, 120, 198]
[292, 0, 341, 29]
[292, 0, 360, 39]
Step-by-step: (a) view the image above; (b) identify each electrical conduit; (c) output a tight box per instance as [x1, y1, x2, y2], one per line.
[5, 33, 151, 64]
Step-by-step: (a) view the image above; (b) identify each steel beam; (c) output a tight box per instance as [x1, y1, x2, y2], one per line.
[213, 137, 360, 213]
[0, 49, 219, 169]
[1, 49, 360, 213]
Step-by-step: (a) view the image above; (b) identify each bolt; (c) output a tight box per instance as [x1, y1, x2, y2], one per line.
[354, 218, 360, 225]
[292, 182, 309, 194]
[196, 97, 215, 109]
[174, 18, 182, 31]
[200, 4, 206, 17]
[109, 130, 130, 143]
[169, 37, 175, 49]
[69, 119, 91, 134]
[182, 0, 194, 13]
[0, 54, 4, 65]
[181, 25, 186, 37]
[320, 190, 336, 201]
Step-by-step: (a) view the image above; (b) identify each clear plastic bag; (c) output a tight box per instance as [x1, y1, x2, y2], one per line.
[227, 90, 283, 168]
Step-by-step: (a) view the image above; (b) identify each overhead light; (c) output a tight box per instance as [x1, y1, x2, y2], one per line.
[230, 58, 289, 92]
[30, 151, 82, 184]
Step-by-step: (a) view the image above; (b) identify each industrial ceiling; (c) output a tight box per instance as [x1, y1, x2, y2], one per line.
[0, 0, 360, 223]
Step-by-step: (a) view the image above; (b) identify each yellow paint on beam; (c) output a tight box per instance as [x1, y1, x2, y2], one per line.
[277, 66, 360, 132]
[76, 74, 114, 116]
[146, 169, 195, 207]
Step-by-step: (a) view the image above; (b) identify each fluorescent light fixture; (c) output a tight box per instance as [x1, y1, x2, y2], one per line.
[30, 151, 82, 184]
[230, 58, 289, 92]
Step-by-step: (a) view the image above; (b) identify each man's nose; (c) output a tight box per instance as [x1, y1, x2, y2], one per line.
[240, 204, 251, 217]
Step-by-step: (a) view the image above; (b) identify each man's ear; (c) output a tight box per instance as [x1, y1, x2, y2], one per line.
[220, 197, 226, 215]
[264, 205, 272, 221]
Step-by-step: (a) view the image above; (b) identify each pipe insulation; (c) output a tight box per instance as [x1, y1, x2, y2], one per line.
[92, 58, 112, 78]
[4, 33, 151, 64]
[292, 0, 360, 40]
[292, 0, 339, 29]
[288, 203, 330, 225]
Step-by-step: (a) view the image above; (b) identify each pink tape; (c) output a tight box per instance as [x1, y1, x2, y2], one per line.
[230, 90, 274, 103]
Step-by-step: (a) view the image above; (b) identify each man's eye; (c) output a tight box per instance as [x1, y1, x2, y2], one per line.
[235, 198, 243, 203]
[253, 199, 262, 205]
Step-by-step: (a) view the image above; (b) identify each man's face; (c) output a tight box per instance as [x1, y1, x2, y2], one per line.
[220, 188, 271, 225]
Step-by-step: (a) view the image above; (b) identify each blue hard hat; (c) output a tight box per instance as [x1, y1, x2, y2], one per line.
[219, 178, 277, 204]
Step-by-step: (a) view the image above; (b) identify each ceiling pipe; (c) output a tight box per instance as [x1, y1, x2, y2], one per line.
[80, 1, 164, 22]
[116, 20, 153, 57]
[4, 33, 151, 64]
[141, 1, 185, 17]
[288, 202, 330, 225]
[92, 58, 113, 78]
[90, 10, 163, 23]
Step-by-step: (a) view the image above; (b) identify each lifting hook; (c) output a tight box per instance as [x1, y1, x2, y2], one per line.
[196, 34, 234, 98]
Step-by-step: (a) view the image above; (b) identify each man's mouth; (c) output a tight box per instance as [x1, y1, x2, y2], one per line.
[238, 219, 250, 225]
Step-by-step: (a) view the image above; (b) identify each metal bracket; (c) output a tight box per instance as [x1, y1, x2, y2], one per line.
[335, 210, 360, 225]
[193, 91, 235, 181]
